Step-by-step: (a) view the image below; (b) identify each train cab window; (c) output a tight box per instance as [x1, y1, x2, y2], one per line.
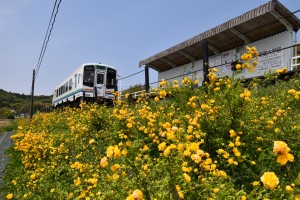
[106, 68, 116, 89]
[97, 73, 104, 84]
[83, 65, 95, 87]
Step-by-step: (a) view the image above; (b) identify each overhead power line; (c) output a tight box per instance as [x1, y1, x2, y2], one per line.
[117, 69, 145, 80]
[35, 0, 62, 78]
[35, 0, 57, 76]
[30, 0, 62, 119]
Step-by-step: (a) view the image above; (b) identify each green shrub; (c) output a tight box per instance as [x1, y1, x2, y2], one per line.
[2, 57, 300, 199]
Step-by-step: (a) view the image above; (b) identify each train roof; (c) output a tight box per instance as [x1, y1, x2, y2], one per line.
[82, 63, 117, 70]
[53, 63, 116, 90]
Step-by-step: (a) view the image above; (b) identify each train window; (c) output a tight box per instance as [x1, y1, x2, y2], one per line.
[97, 73, 104, 84]
[83, 66, 95, 87]
[69, 79, 72, 90]
[84, 65, 94, 71]
[65, 82, 68, 92]
[95, 65, 106, 70]
[106, 68, 116, 89]
[75, 74, 77, 88]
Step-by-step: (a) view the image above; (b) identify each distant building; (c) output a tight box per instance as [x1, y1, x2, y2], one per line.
[139, 0, 300, 86]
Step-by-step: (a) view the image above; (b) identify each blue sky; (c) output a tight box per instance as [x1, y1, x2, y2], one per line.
[0, 0, 299, 95]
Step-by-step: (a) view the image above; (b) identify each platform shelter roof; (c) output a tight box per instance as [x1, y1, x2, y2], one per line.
[139, 0, 300, 72]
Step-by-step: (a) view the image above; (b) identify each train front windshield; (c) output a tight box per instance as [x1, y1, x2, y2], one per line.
[106, 68, 117, 89]
[83, 65, 95, 87]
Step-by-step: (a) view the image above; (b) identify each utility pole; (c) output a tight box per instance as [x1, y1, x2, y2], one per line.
[30, 69, 35, 120]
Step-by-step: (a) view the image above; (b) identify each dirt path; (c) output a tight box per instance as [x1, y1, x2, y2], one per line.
[0, 131, 14, 197]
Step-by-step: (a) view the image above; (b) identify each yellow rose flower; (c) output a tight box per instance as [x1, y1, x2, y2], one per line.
[114, 146, 121, 158]
[132, 189, 143, 200]
[159, 79, 166, 87]
[252, 181, 260, 186]
[89, 139, 95, 144]
[213, 188, 219, 193]
[106, 146, 115, 158]
[100, 157, 108, 168]
[286, 185, 293, 192]
[236, 64, 242, 70]
[183, 173, 191, 184]
[273, 141, 294, 165]
[228, 158, 234, 165]
[30, 174, 36, 180]
[260, 172, 279, 190]
[158, 142, 166, 151]
[111, 164, 120, 172]
[6, 194, 13, 199]
[229, 129, 236, 138]
[113, 173, 120, 180]
[177, 143, 185, 152]
[74, 177, 81, 186]
[189, 142, 199, 152]
[127, 123, 133, 128]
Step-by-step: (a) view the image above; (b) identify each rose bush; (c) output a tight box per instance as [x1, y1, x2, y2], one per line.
[2, 47, 300, 199]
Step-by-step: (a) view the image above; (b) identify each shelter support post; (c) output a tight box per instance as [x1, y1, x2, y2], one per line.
[145, 65, 150, 93]
[202, 41, 209, 84]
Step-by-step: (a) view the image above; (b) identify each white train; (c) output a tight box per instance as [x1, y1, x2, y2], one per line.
[52, 63, 117, 107]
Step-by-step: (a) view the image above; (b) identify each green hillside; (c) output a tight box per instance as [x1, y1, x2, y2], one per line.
[0, 89, 52, 118]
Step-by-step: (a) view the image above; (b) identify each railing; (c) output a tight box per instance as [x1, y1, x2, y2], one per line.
[120, 89, 156, 100]
[291, 55, 300, 70]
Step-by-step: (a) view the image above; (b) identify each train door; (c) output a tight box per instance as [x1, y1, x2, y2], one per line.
[95, 71, 105, 97]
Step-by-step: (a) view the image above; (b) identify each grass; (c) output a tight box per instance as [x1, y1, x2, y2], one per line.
[0, 119, 17, 134]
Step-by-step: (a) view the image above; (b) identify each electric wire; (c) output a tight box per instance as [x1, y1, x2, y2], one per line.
[35, 0, 58, 78]
[35, 0, 62, 79]
[117, 69, 145, 80]
[29, 0, 62, 117]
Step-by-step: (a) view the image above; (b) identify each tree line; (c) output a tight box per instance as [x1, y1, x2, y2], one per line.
[0, 89, 52, 119]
